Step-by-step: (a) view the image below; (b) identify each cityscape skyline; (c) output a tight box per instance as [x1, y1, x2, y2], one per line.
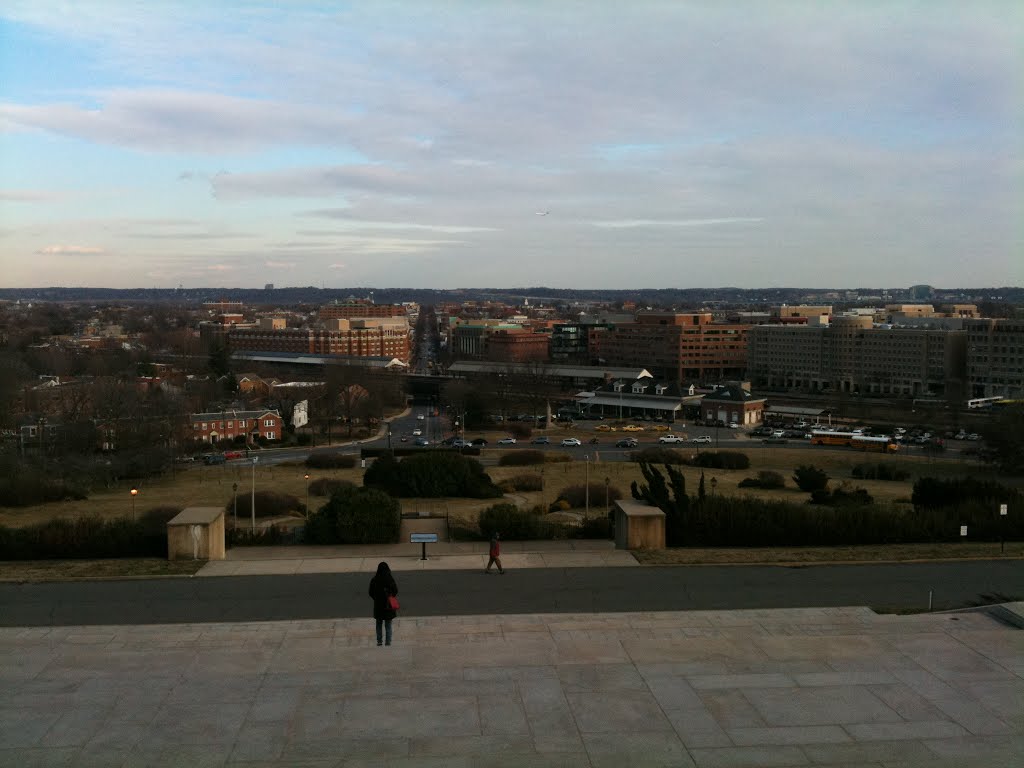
[1, 2, 1021, 290]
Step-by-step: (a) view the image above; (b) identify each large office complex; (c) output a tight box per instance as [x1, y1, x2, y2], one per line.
[228, 316, 411, 362]
[965, 318, 1024, 399]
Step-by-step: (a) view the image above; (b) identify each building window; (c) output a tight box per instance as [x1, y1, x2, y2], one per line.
[239, 420, 246, 428]
[264, 419, 275, 427]
[202, 423, 207, 430]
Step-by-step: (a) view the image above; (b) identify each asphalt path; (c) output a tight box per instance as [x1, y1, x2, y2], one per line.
[1, 561, 1021, 627]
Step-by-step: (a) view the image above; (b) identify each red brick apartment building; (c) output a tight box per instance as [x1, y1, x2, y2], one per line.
[319, 300, 407, 320]
[228, 318, 411, 362]
[189, 409, 283, 443]
[486, 328, 550, 363]
[601, 312, 750, 384]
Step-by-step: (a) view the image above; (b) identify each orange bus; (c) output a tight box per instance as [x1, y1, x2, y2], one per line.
[851, 436, 898, 453]
[809, 431, 857, 446]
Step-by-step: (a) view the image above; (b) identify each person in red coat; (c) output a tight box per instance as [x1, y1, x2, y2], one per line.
[485, 532, 505, 574]
[368, 561, 398, 646]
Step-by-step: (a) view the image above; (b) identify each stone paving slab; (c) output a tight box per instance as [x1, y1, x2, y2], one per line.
[0, 607, 1021, 767]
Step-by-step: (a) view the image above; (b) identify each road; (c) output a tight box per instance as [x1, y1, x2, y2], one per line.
[1, 561, 1020, 627]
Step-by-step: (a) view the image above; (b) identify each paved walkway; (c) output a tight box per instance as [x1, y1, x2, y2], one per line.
[199, 540, 639, 577]
[1, 604, 1022, 767]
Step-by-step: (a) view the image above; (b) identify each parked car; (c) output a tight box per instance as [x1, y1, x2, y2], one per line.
[451, 438, 469, 448]
[620, 425, 644, 432]
[616, 437, 639, 448]
[762, 437, 788, 444]
[471, 437, 488, 446]
[412, 428, 422, 436]
[691, 435, 712, 444]
[561, 437, 582, 447]
[203, 454, 226, 465]
[497, 437, 517, 445]
[416, 414, 425, 420]
[594, 424, 612, 432]
[531, 436, 550, 445]
[658, 434, 686, 444]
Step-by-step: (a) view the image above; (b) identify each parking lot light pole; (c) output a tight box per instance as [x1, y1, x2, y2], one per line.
[130, 487, 138, 520]
[232, 482, 238, 527]
[585, 455, 590, 519]
[251, 457, 258, 531]
[304, 473, 310, 515]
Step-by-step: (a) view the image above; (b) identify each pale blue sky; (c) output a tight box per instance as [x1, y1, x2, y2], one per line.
[1, 1, 1020, 289]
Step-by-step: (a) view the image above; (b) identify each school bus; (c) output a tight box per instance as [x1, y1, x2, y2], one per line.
[809, 430, 857, 446]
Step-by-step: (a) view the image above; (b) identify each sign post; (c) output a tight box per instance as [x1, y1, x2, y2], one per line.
[410, 532, 438, 561]
[1000, 503, 1008, 554]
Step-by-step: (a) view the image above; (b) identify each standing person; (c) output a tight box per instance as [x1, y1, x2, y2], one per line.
[368, 561, 398, 646]
[485, 532, 505, 574]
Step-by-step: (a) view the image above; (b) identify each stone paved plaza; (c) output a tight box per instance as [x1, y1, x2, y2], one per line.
[2, 605, 1022, 767]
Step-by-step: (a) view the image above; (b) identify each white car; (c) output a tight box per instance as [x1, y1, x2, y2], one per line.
[416, 414, 425, 421]
[728, 423, 740, 429]
[561, 438, 582, 447]
[497, 437, 517, 445]
[412, 428, 422, 436]
[691, 435, 712, 444]
[658, 434, 686, 444]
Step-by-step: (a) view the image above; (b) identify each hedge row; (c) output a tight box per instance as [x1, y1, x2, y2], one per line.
[304, 486, 401, 545]
[364, 453, 502, 498]
[475, 502, 612, 541]
[0, 513, 171, 560]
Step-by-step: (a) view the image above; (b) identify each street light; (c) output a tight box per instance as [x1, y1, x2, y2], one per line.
[304, 473, 310, 516]
[232, 482, 238, 527]
[584, 454, 590, 518]
[605, 476, 610, 511]
[130, 487, 138, 519]
[251, 457, 259, 531]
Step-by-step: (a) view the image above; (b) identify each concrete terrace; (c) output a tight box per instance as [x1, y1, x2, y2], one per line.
[2, 603, 1022, 767]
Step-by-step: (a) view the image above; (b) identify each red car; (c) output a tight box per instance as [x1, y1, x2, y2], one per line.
[223, 450, 243, 460]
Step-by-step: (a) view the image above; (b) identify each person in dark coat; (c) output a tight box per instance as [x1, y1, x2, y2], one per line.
[368, 561, 399, 646]
[485, 532, 505, 574]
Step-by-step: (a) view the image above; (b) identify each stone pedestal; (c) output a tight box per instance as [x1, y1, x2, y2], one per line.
[613, 500, 665, 550]
[167, 507, 226, 561]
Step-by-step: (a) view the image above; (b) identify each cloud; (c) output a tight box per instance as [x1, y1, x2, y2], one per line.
[36, 244, 104, 255]
[1, 89, 357, 153]
[264, 260, 296, 269]
[592, 217, 764, 229]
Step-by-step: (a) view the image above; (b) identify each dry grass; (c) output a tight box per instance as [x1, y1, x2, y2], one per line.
[634, 542, 1024, 566]
[0, 558, 204, 582]
[0, 443, 985, 533]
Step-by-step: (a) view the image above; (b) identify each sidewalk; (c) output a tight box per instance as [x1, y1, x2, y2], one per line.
[2, 605, 1022, 766]
[199, 540, 639, 577]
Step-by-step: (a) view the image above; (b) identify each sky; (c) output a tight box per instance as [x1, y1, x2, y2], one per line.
[0, 1, 1021, 290]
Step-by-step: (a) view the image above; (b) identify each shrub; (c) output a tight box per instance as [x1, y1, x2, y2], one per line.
[227, 525, 290, 547]
[912, 476, 1021, 512]
[304, 485, 401, 544]
[851, 463, 910, 481]
[137, 506, 183, 533]
[578, 514, 613, 539]
[498, 449, 546, 467]
[555, 482, 623, 509]
[0, 516, 166, 560]
[689, 451, 750, 470]
[504, 474, 543, 492]
[506, 422, 534, 439]
[295, 433, 312, 446]
[308, 478, 358, 497]
[229, 490, 302, 519]
[632, 447, 688, 465]
[793, 465, 830, 492]
[0, 469, 89, 507]
[479, 502, 547, 539]
[364, 452, 502, 498]
[305, 452, 358, 469]
[810, 484, 874, 506]
[738, 471, 786, 489]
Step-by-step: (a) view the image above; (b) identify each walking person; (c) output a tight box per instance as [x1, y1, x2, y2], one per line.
[368, 561, 399, 646]
[485, 532, 505, 574]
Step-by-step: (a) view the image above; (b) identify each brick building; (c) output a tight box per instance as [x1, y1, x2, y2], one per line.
[319, 300, 407, 320]
[486, 329, 550, 363]
[228, 317, 411, 363]
[965, 318, 1024, 399]
[600, 312, 750, 384]
[189, 409, 283, 444]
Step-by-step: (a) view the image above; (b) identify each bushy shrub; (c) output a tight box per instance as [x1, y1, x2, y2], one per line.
[478, 502, 547, 539]
[689, 451, 750, 470]
[498, 449, 546, 467]
[137, 506, 183, 533]
[632, 447, 688, 465]
[227, 525, 290, 547]
[503, 474, 543, 492]
[738, 470, 786, 489]
[228, 490, 302, 519]
[810, 484, 874, 506]
[364, 452, 502, 498]
[0, 516, 166, 560]
[308, 478, 358, 497]
[912, 476, 1021, 512]
[0, 470, 89, 507]
[295, 434, 312, 446]
[555, 482, 623, 509]
[506, 423, 534, 438]
[305, 452, 358, 469]
[793, 465, 830, 492]
[304, 485, 401, 544]
[578, 514, 613, 539]
[851, 463, 910, 481]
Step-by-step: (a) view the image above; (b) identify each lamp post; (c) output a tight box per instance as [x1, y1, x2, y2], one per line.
[250, 457, 258, 531]
[584, 454, 590, 519]
[232, 482, 238, 527]
[604, 476, 610, 511]
[130, 487, 138, 519]
[304, 473, 310, 516]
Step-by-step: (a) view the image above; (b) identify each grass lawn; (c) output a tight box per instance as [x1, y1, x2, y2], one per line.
[0, 558, 204, 582]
